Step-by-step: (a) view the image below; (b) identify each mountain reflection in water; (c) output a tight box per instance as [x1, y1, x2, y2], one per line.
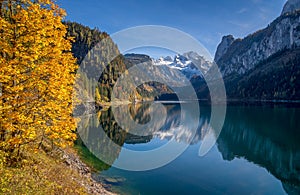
[77, 102, 300, 194]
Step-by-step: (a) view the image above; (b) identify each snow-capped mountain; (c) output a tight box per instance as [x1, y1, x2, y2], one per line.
[153, 51, 212, 80]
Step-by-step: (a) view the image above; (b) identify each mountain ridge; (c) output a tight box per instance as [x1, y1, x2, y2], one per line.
[282, 0, 300, 15]
[67, 0, 300, 102]
[215, 10, 300, 77]
[213, 5, 300, 100]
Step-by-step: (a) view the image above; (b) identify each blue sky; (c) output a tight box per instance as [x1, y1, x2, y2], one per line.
[58, 0, 286, 57]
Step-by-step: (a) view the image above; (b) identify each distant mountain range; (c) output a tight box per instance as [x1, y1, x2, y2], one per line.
[153, 52, 211, 79]
[125, 52, 211, 80]
[155, 0, 300, 101]
[124, 52, 212, 100]
[68, 0, 300, 103]
[128, 0, 300, 101]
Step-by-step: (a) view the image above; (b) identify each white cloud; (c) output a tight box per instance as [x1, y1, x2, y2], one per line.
[237, 8, 247, 14]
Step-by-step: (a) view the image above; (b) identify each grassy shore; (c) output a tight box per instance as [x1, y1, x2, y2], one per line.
[0, 147, 115, 194]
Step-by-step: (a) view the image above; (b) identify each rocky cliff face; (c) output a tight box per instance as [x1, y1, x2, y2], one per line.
[282, 0, 300, 15]
[214, 35, 235, 62]
[215, 11, 300, 77]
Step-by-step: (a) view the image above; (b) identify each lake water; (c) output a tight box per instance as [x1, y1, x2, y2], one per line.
[77, 102, 300, 195]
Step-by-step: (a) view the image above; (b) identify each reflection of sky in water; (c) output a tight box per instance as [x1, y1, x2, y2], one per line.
[96, 104, 300, 195]
[120, 103, 210, 152]
[102, 142, 285, 195]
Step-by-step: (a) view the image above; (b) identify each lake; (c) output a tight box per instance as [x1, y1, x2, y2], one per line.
[76, 102, 300, 195]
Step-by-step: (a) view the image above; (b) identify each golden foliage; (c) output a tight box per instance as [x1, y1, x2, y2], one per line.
[0, 0, 78, 160]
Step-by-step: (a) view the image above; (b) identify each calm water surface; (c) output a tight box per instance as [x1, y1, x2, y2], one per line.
[77, 102, 300, 195]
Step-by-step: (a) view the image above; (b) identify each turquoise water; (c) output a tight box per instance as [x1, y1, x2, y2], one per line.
[78, 103, 300, 194]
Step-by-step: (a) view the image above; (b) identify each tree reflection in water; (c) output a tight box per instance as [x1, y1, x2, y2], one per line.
[77, 103, 300, 194]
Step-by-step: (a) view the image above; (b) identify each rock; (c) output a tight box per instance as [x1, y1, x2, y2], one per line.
[62, 152, 90, 175]
[214, 35, 235, 62]
[124, 53, 152, 64]
[163, 56, 173, 61]
[73, 102, 101, 117]
[94, 175, 126, 185]
[104, 177, 126, 184]
[216, 11, 300, 77]
[62, 150, 116, 195]
[282, 0, 300, 15]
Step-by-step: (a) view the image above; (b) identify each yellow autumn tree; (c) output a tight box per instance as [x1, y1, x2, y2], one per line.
[0, 0, 77, 160]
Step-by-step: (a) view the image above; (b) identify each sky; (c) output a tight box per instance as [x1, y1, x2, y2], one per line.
[58, 0, 287, 58]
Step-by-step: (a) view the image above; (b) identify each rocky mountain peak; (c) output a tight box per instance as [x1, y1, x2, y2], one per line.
[214, 35, 235, 62]
[215, 9, 300, 77]
[174, 54, 189, 64]
[282, 0, 300, 15]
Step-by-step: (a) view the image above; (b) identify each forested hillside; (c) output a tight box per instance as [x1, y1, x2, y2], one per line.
[225, 48, 300, 100]
[66, 23, 173, 104]
[65, 22, 140, 103]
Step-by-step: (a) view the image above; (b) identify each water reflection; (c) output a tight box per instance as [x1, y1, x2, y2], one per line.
[77, 103, 300, 193]
[77, 102, 207, 170]
[217, 106, 300, 194]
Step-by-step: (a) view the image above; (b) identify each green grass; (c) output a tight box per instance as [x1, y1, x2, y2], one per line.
[0, 149, 91, 195]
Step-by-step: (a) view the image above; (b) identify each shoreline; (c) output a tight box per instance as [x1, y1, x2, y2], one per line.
[97, 99, 300, 104]
[62, 148, 117, 195]
[93, 99, 300, 110]
[155, 99, 300, 104]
